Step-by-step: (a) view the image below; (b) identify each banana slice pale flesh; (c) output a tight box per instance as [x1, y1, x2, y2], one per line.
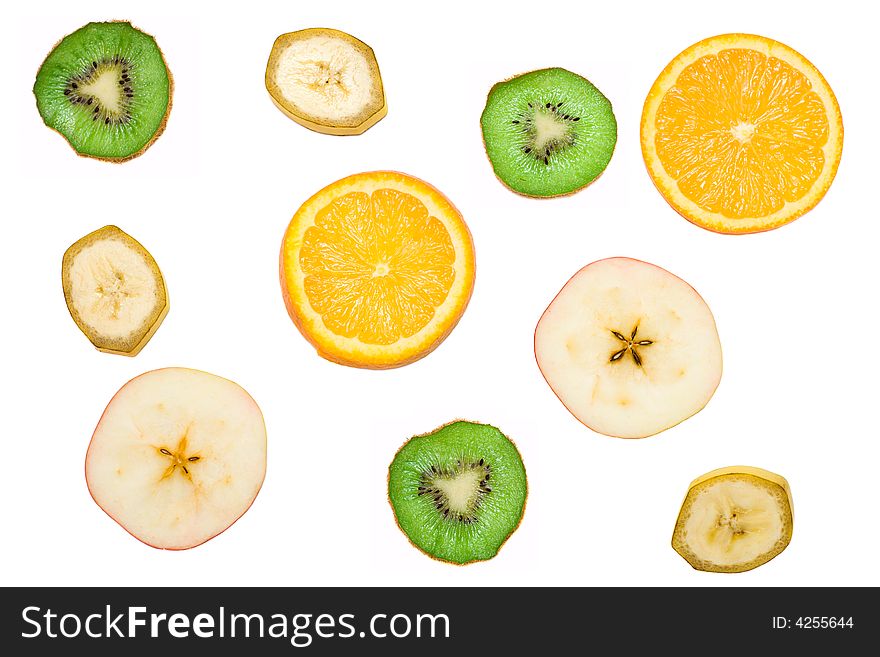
[672, 466, 794, 573]
[265, 28, 387, 135]
[61, 225, 168, 356]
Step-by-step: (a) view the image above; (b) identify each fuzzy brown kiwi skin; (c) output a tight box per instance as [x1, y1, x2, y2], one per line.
[35, 20, 173, 163]
[480, 70, 616, 199]
[386, 419, 529, 566]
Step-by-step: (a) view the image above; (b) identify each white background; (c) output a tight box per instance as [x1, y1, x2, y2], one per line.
[1, 0, 876, 587]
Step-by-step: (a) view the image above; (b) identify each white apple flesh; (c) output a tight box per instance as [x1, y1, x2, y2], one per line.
[86, 368, 267, 549]
[535, 258, 722, 438]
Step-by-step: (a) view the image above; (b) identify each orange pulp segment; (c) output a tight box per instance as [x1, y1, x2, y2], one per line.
[280, 171, 475, 368]
[641, 34, 842, 234]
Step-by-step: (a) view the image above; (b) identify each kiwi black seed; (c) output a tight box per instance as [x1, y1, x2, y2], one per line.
[388, 421, 527, 565]
[480, 67, 617, 197]
[33, 21, 172, 161]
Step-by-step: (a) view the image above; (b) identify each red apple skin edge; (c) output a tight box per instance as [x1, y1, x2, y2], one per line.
[84, 367, 268, 551]
[533, 256, 723, 440]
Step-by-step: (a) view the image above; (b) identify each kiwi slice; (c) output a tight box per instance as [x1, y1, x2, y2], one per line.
[33, 21, 172, 161]
[388, 421, 527, 564]
[480, 68, 617, 197]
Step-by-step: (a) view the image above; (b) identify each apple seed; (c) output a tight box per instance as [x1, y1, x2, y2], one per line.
[609, 323, 654, 367]
[157, 434, 201, 480]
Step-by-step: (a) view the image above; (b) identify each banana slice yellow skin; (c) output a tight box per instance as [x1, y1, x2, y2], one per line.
[61, 225, 168, 356]
[672, 466, 793, 573]
[265, 28, 387, 135]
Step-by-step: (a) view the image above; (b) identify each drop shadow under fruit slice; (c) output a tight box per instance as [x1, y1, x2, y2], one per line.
[388, 421, 527, 565]
[34, 21, 172, 162]
[480, 67, 617, 198]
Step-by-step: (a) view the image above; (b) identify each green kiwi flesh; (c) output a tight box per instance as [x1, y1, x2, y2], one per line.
[480, 67, 617, 197]
[388, 421, 527, 564]
[34, 21, 171, 161]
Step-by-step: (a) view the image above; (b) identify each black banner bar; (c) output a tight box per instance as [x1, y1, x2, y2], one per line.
[1, 587, 872, 653]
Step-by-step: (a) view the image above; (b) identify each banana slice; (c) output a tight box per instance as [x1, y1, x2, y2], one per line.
[672, 466, 794, 573]
[62, 225, 168, 356]
[265, 28, 387, 135]
[535, 257, 722, 438]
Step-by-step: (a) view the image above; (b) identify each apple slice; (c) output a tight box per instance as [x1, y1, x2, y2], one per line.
[535, 257, 722, 438]
[86, 368, 267, 549]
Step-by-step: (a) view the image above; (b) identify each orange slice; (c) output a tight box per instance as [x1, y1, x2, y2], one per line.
[641, 34, 843, 234]
[280, 171, 475, 369]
